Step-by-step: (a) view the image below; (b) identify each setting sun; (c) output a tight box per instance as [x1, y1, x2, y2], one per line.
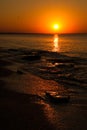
[53, 24, 59, 30]
[0, 0, 87, 34]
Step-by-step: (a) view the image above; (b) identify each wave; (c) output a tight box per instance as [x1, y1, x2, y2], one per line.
[0, 47, 87, 91]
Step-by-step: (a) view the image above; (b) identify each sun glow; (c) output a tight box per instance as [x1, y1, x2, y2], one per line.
[53, 24, 59, 30]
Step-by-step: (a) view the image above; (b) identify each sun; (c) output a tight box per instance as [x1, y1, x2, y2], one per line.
[53, 24, 59, 30]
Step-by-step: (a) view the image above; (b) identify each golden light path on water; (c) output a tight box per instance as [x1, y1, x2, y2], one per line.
[53, 34, 59, 52]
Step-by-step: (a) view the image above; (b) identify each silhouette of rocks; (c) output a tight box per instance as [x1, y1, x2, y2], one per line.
[22, 54, 41, 61]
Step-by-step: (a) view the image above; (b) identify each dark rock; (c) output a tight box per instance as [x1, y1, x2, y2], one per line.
[45, 91, 70, 104]
[22, 55, 41, 61]
[56, 64, 74, 68]
[17, 70, 24, 74]
[8, 49, 18, 52]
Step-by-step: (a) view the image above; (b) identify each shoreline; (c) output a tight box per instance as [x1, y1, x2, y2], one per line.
[0, 47, 87, 130]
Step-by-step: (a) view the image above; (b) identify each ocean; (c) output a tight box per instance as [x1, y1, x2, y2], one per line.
[0, 34, 87, 58]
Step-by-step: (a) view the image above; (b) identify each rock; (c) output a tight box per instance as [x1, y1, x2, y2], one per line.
[22, 54, 41, 61]
[45, 91, 70, 104]
[17, 70, 24, 74]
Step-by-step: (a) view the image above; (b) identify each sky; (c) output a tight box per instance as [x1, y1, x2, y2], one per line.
[0, 0, 87, 34]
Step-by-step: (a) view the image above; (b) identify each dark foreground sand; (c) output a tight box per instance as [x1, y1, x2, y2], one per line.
[0, 73, 87, 130]
[0, 83, 56, 130]
[0, 54, 58, 130]
[0, 60, 56, 130]
[0, 48, 87, 130]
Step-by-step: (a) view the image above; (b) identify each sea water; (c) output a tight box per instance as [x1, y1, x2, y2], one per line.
[0, 34, 87, 58]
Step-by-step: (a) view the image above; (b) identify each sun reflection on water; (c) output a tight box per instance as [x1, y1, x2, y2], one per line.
[53, 34, 59, 52]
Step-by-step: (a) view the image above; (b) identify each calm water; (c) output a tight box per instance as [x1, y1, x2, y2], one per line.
[0, 34, 87, 58]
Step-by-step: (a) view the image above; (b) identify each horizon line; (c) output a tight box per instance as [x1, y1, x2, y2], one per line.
[0, 32, 87, 35]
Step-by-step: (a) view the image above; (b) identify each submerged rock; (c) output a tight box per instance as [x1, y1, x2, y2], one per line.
[22, 54, 41, 61]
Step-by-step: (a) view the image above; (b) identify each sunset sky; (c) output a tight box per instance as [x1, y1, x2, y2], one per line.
[0, 0, 87, 34]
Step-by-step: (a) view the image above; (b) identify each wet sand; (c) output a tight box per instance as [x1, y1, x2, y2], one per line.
[0, 83, 56, 130]
[0, 65, 56, 129]
[0, 49, 60, 130]
[0, 48, 87, 130]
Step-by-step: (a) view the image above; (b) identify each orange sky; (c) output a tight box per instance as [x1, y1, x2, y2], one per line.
[0, 0, 87, 34]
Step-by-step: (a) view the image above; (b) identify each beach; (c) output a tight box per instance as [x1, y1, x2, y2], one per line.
[0, 81, 56, 130]
[0, 0, 87, 128]
[0, 47, 87, 130]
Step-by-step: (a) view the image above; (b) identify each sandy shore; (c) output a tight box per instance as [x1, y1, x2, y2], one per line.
[0, 53, 60, 130]
[0, 59, 56, 130]
[0, 48, 87, 130]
